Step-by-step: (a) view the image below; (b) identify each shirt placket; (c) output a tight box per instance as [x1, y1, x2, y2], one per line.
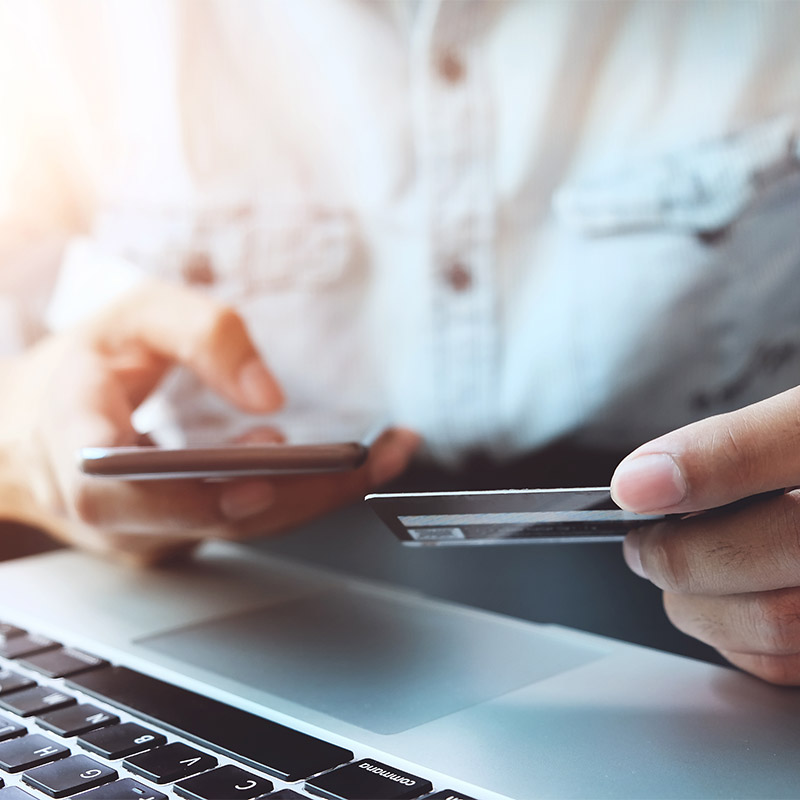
[412, 1, 499, 459]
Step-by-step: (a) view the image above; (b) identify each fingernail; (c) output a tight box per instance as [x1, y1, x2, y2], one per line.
[238, 359, 283, 411]
[611, 453, 688, 512]
[369, 428, 422, 486]
[219, 481, 275, 520]
[623, 533, 647, 578]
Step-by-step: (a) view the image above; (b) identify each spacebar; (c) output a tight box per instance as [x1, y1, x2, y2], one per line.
[67, 665, 353, 781]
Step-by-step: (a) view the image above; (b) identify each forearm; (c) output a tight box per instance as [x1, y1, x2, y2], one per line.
[0, 355, 35, 523]
[0, 351, 62, 536]
[0, 445, 36, 525]
[0, 444, 71, 550]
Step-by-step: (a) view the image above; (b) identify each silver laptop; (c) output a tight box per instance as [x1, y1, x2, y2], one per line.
[0, 502, 796, 800]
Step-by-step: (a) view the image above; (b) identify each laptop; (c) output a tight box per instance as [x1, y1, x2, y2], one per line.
[0, 501, 796, 800]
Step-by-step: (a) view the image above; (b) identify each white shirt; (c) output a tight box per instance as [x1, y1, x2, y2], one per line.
[2, 0, 800, 463]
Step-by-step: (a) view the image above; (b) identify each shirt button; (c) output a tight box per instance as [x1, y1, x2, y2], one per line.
[443, 261, 472, 292]
[181, 251, 215, 286]
[436, 49, 465, 84]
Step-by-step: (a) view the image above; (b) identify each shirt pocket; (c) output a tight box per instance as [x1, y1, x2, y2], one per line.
[546, 116, 800, 447]
[553, 115, 800, 238]
[92, 197, 363, 301]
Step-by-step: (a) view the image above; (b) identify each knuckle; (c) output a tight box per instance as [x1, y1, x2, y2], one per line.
[773, 491, 800, 560]
[752, 591, 800, 655]
[662, 593, 715, 642]
[661, 592, 692, 635]
[747, 654, 800, 686]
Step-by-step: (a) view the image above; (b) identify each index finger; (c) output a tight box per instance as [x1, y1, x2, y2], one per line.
[85, 280, 283, 413]
[42, 350, 274, 535]
[611, 385, 800, 514]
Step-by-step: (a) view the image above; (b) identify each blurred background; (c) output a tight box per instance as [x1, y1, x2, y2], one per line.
[4, 0, 800, 669]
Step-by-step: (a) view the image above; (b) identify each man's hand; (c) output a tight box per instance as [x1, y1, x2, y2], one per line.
[611, 385, 800, 685]
[0, 280, 419, 565]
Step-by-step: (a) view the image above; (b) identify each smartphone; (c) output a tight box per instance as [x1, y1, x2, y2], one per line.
[365, 487, 668, 545]
[79, 441, 368, 480]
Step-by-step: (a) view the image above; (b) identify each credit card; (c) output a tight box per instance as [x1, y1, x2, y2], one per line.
[364, 487, 668, 546]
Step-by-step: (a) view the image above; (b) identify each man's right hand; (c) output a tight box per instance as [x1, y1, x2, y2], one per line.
[0, 280, 419, 565]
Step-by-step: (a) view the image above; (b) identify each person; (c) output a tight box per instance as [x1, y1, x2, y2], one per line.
[2, 0, 800, 685]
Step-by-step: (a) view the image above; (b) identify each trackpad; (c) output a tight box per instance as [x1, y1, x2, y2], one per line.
[138, 587, 606, 734]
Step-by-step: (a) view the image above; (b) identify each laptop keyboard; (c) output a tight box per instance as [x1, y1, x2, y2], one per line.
[0, 623, 478, 800]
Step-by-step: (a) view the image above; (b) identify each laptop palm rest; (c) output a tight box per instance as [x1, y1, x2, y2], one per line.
[137, 586, 606, 735]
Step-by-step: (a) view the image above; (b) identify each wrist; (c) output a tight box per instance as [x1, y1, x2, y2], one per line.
[0, 354, 58, 531]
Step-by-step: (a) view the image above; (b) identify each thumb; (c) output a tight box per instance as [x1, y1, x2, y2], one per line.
[85, 281, 283, 413]
[611, 385, 800, 514]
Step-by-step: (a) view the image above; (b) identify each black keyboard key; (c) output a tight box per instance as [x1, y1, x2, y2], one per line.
[175, 764, 273, 799]
[0, 714, 26, 742]
[425, 793, 479, 800]
[0, 686, 75, 717]
[22, 753, 117, 797]
[68, 666, 352, 781]
[262, 792, 306, 799]
[0, 634, 58, 660]
[306, 759, 433, 800]
[78, 722, 166, 759]
[124, 742, 218, 784]
[37, 703, 119, 737]
[0, 670, 35, 697]
[0, 625, 25, 641]
[0, 788, 32, 799]
[74, 777, 168, 800]
[0, 733, 69, 772]
[19, 647, 107, 679]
